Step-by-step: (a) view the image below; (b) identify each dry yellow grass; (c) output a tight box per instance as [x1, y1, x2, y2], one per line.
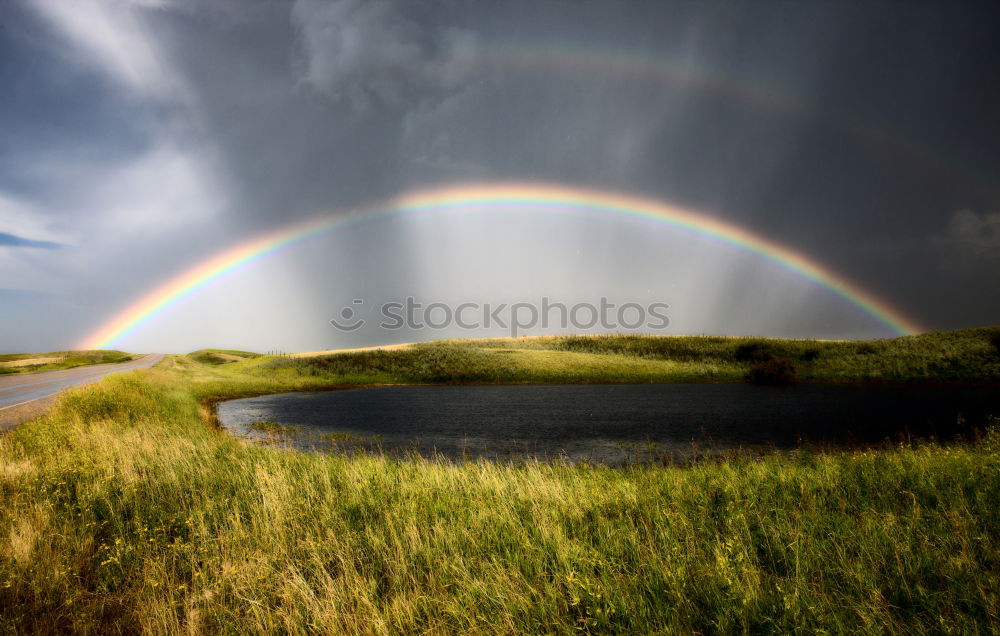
[291, 342, 416, 358]
[1, 357, 63, 368]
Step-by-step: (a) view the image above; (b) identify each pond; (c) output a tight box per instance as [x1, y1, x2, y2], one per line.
[215, 383, 1000, 465]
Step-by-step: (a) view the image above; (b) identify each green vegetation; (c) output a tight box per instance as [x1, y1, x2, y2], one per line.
[548, 328, 1000, 382]
[0, 350, 136, 375]
[266, 327, 1000, 384]
[1, 328, 998, 632]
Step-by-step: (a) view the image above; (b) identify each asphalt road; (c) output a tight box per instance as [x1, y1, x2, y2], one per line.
[0, 354, 164, 431]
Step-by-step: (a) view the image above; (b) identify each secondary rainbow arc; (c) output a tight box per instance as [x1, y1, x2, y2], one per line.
[404, 43, 1000, 202]
[77, 183, 924, 349]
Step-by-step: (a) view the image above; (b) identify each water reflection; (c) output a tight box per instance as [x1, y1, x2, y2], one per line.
[216, 384, 999, 465]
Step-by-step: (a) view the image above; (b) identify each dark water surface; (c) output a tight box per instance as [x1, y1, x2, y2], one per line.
[216, 384, 1000, 464]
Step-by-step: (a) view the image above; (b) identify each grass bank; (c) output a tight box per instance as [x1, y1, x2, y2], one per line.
[0, 350, 136, 375]
[1, 330, 999, 633]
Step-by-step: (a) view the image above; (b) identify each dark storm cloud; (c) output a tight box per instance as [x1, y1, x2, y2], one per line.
[0, 232, 65, 249]
[2, 0, 999, 351]
[937, 210, 1000, 268]
[169, 1, 1000, 224]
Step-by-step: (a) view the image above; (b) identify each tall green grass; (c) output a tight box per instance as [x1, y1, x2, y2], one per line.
[0, 348, 998, 633]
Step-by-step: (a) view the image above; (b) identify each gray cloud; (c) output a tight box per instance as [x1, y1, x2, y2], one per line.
[28, 0, 191, 104]
[291, 0, 477, 109]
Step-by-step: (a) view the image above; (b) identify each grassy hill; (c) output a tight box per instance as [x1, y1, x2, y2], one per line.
[261, 327, 1000, 385]
[187, 349, 262, 366]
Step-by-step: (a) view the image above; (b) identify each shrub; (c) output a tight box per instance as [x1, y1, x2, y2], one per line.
[734, 341, 779, 362]
[746, 356, 799, 385]
[800, 348, 821, 362]
[989, 332, 1000, 356]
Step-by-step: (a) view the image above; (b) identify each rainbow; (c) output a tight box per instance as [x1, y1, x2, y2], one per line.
[77, 183, 924, 349]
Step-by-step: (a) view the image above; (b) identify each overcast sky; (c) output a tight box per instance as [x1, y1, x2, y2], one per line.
[2, 0, 998, 353]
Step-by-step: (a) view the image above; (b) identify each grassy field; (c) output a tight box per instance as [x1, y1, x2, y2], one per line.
[1, 329, 998, 633]
[0, 350, 136, 375]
